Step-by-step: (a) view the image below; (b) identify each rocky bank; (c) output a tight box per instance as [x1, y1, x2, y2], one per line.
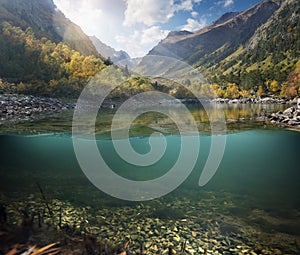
[0, 94, 74, 124]
[268, 104, 300, 128]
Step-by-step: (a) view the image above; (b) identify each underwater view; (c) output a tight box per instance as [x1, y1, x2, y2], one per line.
[1, 104, 300, 254]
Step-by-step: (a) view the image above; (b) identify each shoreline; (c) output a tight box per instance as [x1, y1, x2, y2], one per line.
[0, 93, 299, 131]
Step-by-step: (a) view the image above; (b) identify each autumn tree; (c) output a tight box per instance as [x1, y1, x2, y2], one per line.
[265, 79, 279, 93]
[0, 22, 106, 97]
[256, 85, 265, 97]
[239, 89, 251, 98]
[280, 59, 300, 99]
[224, 83, 240, 99]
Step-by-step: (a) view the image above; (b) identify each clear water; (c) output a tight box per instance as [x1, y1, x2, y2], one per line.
[0, 103, 299, 253]
[1, 130, 299, 208]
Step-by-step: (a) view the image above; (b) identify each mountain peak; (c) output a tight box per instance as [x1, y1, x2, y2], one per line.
[89, 36, 143, 69]
[168, 30, 193, 37]
[207, 11, 241, 28]
[90, 36, 130, 62]
[147, 0, 281, 60]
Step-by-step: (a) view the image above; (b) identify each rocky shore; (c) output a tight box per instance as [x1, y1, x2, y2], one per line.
[0, 94, 74, 124]
[159, 97, 294, 106]
[1, 93, 299, 130]
[267, 103, 300, 128]
[211, 97, 290, 104]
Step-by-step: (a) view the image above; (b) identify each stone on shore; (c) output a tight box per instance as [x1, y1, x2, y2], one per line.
[268, 106, 300, 127]
[0, 94, 74, 124]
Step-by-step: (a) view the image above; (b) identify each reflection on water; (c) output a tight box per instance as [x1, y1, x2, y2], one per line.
[0, 103, 288, 135]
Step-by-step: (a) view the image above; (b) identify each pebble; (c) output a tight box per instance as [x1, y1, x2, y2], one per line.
[2, 190, 298, 255]
[172, 235, 181, 243]
[131, 234, 138, 241]
[198, 247, 205, 253]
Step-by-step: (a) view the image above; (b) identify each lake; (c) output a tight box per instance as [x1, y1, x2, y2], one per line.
[0, 103, 299, 254]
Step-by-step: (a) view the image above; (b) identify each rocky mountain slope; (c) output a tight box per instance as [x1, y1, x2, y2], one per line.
[148, 0, 279, 61]
[142, 0, 300, 97]
[90, 35, 130, 62]
[90, 35, 142, 68]
[0, 0, 99, 56]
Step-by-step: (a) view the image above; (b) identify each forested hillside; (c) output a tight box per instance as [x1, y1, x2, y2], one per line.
[205, 0, 300, 98]
[0, 0, 99, 56]
[0, 22, 105, 97]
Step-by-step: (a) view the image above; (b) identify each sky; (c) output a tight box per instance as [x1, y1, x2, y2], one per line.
[53, 0, 262, 58]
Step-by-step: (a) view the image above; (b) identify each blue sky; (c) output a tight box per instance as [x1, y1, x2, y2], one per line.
[53, 0, 261, 58]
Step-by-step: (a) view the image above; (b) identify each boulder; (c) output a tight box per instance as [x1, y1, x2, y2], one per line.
[283, 107, 294, 116]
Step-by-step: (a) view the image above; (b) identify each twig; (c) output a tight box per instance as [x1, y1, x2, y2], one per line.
[38, 209, 42, 228]
[36, 182, 52, 217]
[181, 240, 186, 252]
[58, 205, 62, 229]
[140, 241, 143, 255]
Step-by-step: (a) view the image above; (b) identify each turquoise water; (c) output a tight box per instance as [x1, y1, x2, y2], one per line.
[1, 129, 299, 211]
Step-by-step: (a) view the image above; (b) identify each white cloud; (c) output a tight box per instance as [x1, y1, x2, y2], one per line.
[191, 11, 198, 18]
[115, 31, 145, 57]
[176, 0, 193, 11]
[123, 0, 175, 26]
[180, 18, 207, 32]
[141, 26, 170, 45]
[123, 0, 202, 27]
[224, 0, 234, 7]
[217, 0, 234, 7]
[116, 27, 169, 57]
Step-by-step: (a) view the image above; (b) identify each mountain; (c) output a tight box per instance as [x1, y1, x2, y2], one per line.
[0, 0, 107, 97]
[90, 35, 142, 69]
[90, 35, 130, 62]
[141, 0, 300, 97]
[0, 0, 99, 57]
[148, 0, 280, 61]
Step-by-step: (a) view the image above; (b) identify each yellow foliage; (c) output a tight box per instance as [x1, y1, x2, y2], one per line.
[256, 86, 265, 97]
[239, 89, 250, 98]
[280, 59, 300, 99]
[265, 79, 279, 93]
[211, 83, 220, 98]
[224, 83, 240, 99]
